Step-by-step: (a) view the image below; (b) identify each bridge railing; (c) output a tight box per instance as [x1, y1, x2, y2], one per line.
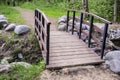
[66, 10, 112, 59]
[35, 9, 51, 65]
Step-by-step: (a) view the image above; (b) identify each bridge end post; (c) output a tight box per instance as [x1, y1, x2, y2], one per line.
[101, 23, 108, 59]
[46, 23, 51, 65]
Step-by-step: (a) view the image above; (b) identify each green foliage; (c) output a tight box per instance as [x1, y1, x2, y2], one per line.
[0, 61, 45, 80]
[89, 0, 114, 21]
[0, 5, 25, 24]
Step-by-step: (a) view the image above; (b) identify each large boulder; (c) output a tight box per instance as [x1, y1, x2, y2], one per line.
[58, 23, 66, 31]
[5, 23, 16, 31]
[104, 50, 120, 73]
[109, 59, 120, 73]
[104, 51, 120, 60]
[14, 25, 30, 35]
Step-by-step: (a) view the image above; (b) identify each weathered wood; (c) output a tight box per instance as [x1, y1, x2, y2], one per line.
[48, 30, 104, 68]
[35, 9, 51, 65]
[47, 56, 104, 68]
[35, 9, 105, 69]
[50, 54, 98, 61]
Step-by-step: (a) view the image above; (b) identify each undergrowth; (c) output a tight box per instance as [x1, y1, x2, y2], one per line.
[0, 61, 45, 80]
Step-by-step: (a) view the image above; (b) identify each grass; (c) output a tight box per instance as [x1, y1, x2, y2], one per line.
[0, 61, 45, 80]
[0, 5, 25, 24]
[0, 4, 45, 80]
[21, 1, 67, 19]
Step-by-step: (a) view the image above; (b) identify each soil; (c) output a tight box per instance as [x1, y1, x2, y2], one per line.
[1, 7, 120, 80]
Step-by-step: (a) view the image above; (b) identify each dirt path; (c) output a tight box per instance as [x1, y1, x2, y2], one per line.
[15, 7, 34, 27]
[15, 7, 57, 31]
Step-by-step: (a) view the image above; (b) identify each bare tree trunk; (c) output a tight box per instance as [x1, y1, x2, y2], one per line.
[82, 0, 89, 12]
[82, 0, 89, 18]
[114, 0, 118, 23]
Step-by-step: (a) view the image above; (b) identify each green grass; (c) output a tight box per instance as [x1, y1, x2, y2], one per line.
[0, 5, 25, 24]
[0, 61, 45, 80]
[21, 1, 66, 19]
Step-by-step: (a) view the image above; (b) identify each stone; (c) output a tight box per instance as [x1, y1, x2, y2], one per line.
[0, 20, 8, 28]
[5, 23, 16, 31]
[58, 16, 67, 23]
[0, 64, 12, 73]
[14, 25, 30, 35]
[0, 15, 8, 28]
[104, 51, 120, 60]
[109, 59, 120, 73]
[0, 15, 7, 20]
[68, 19, 77, 25]
[58, 23, 66, 31]
[108, 29, 120, 39]
[10, 62, 31, 68]
[75, 23, 90, 30]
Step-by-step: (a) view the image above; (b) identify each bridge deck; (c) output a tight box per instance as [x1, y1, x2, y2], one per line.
[46, 31, 104, 68]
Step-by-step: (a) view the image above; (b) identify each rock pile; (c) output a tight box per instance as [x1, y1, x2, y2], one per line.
[0, 15, 30, 35]
[57, 16, 90, 31]
[108, 29, 120, 39]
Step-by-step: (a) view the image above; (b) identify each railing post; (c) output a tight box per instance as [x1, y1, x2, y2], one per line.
[101, 23, 108, 59]
[79, 13, 83, 39]
[72, 11, 76, 35]
[88, 16, 94, 47]
[46, 23, 50, 65]
[66, 10, 69, 32]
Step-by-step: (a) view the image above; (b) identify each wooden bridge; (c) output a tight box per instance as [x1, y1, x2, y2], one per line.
[34, 9, 111, 69]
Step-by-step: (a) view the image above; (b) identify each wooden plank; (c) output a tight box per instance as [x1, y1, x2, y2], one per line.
[50, 39, 81, 43]
[50, 48, 93, 53]
[49, 51, 95, 57]
[50, 40, 84, 43]
[49, 54, 99, 61]
[50, 46, 88, 50]
[50, 41, 86, 45]
[50, 44, 87, 47]
[47, 57, 104, 68]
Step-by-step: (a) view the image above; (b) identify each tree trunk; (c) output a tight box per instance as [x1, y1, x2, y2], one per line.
[82, 0, 89, 18]
[114, 0, 118, 23]
[82, 0, 89, 12]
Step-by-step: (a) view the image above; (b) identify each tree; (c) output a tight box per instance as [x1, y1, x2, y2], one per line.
[114, 0, 120, 23]
[82, 0, 89, 12]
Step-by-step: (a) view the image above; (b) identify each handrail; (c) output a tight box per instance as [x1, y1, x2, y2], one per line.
[66, 10, 111, 59]
[67, 9, 112, 24]
[35, 9, 51, 65]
